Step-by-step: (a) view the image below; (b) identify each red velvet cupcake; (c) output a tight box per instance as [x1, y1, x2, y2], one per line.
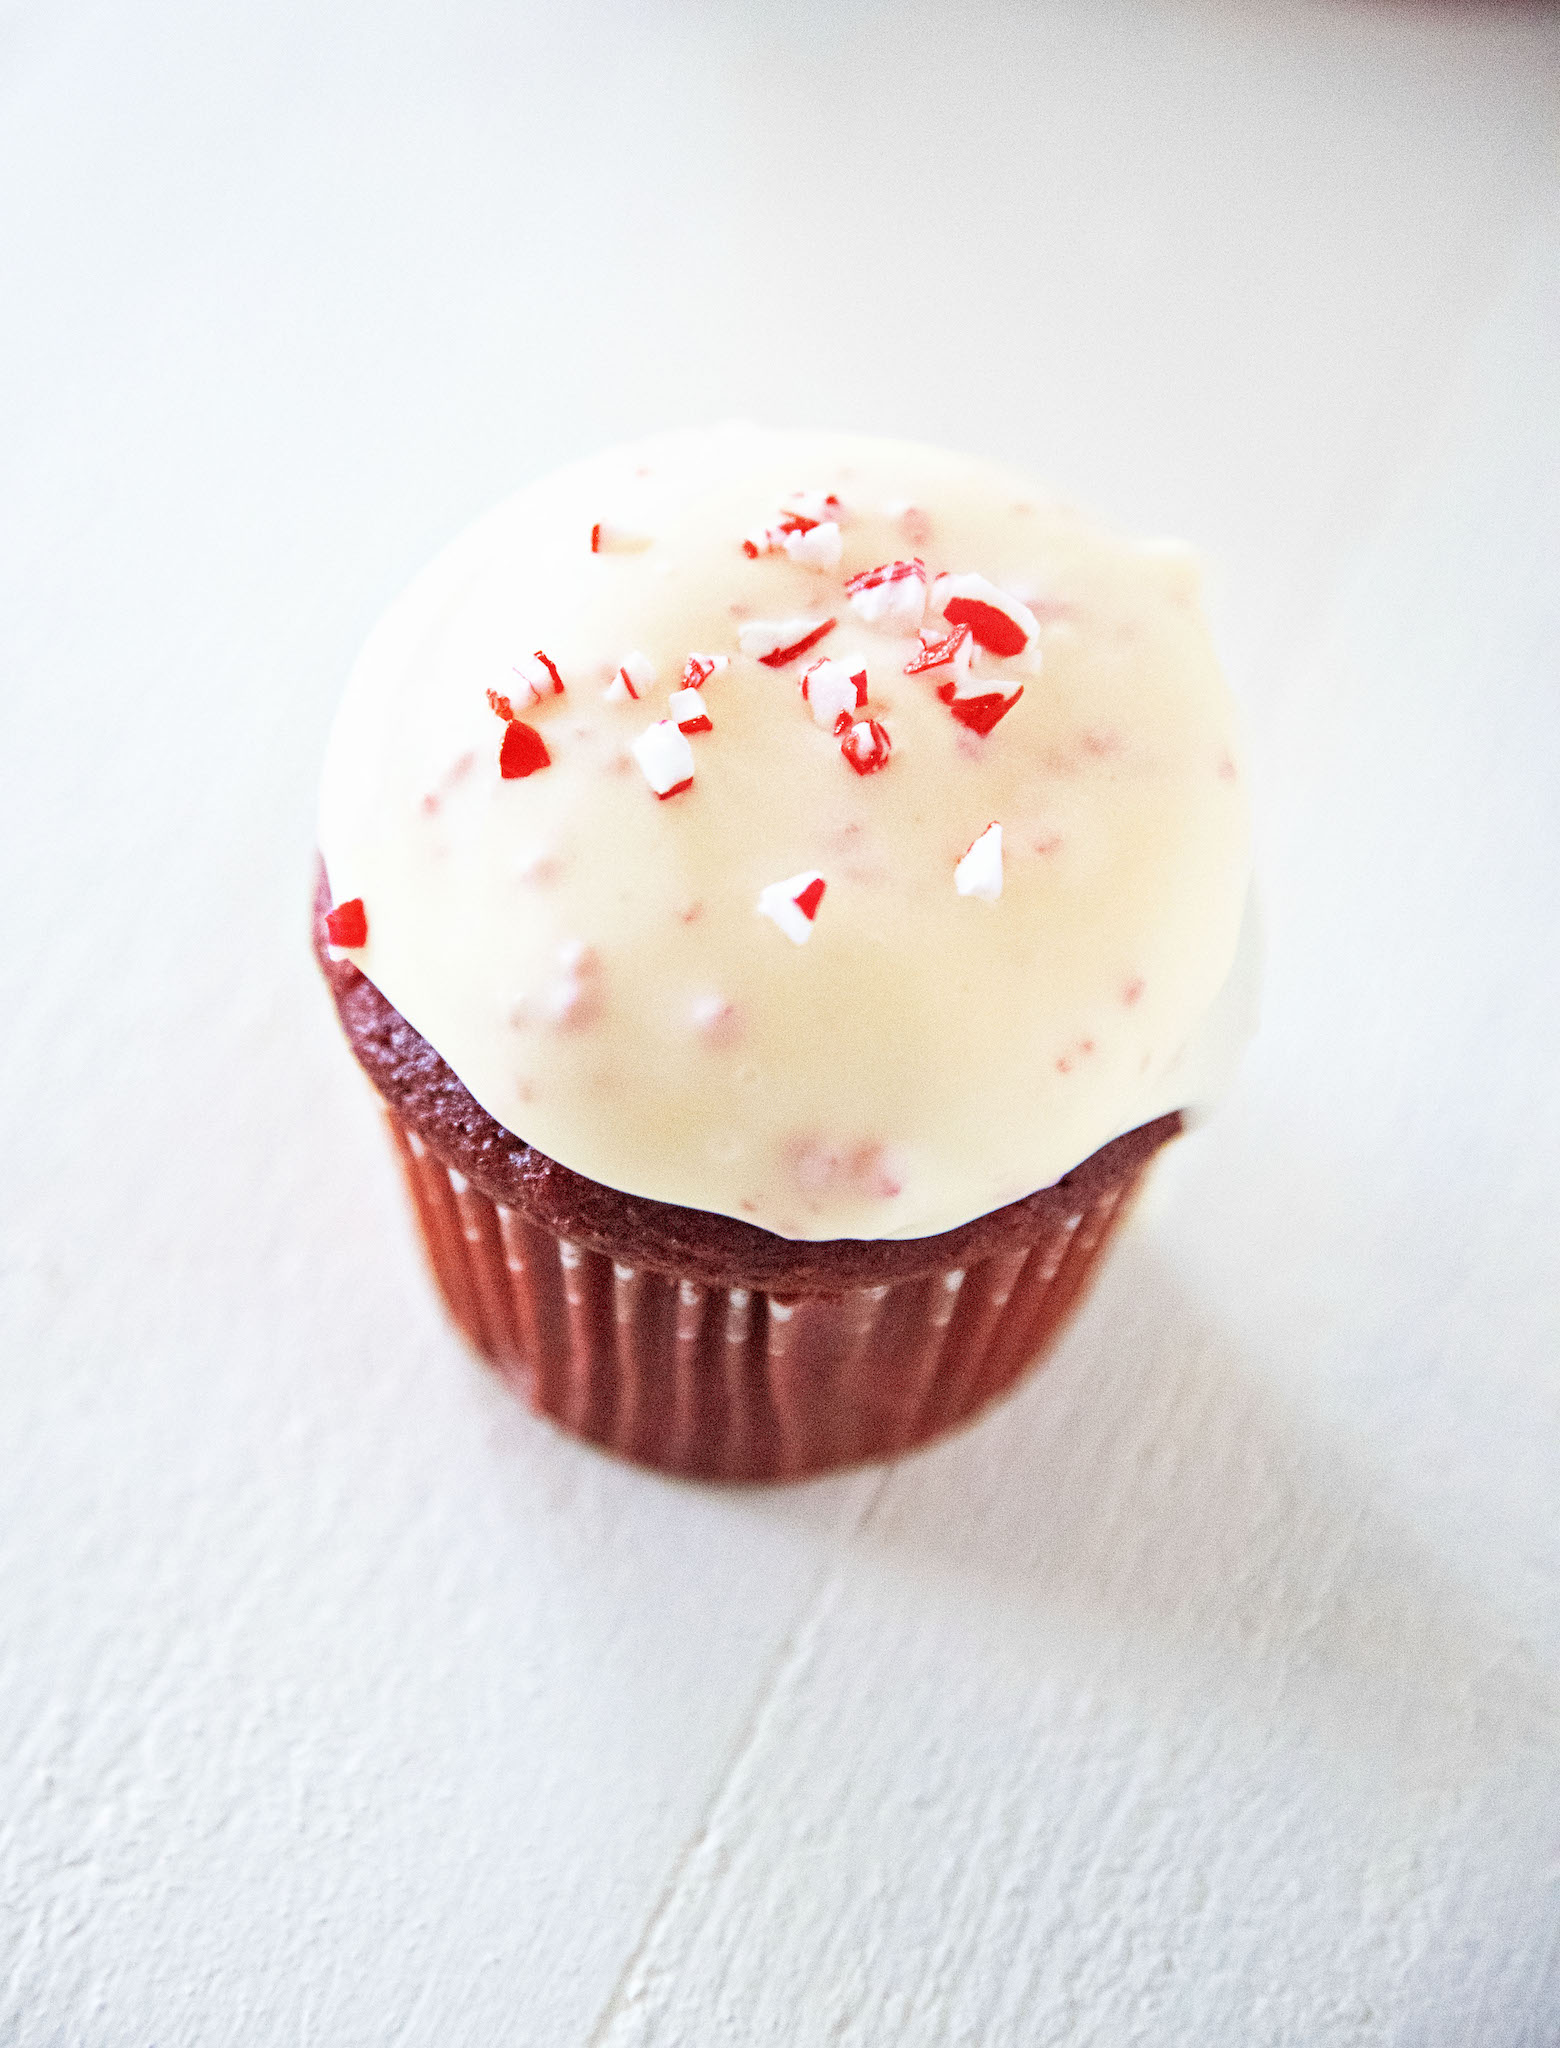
[315, 428, 1254, 1481]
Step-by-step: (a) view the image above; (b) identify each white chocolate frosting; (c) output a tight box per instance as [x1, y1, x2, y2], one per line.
[319, 425, 1253, 1240]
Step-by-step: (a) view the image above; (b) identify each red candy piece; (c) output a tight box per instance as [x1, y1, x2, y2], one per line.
[904, 624, 971, 675]
[840, 719, 892, 775]
[325, 898, 368, 948]
[533, 649, 565, 694]
[945, 687, 1024, 736]
[487, 688, 517, 722]
[590, 522, 602, 553]
[500, 720, 551, 778]
[758, 618, 836, 668]
[794, 876, 826, 921]
[942, 596, 1028, 657]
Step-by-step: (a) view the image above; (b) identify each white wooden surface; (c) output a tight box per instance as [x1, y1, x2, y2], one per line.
[3, 4, 1558, 2042]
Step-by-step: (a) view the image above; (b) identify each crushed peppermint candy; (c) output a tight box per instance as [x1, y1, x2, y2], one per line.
[631, 719, 695, 799]
[499, 719, 551, 778]
[689, 993, 742, 1045]
[845, 558, 927, 632]
[903, 617, 1022, 731]
[756, 870, 827, 944]
[903, 623, 973, 677]
[739, 617, 837, 668]
[742, 490, 845, 558]
[591, 520, 652, 554]
[605, 649, 658, 703]
[506, 653, 565, 704]
[941, 683, 1024, 735]
[682, 653, 729, 689]
[781, 520, 842, 567]
[324, 897, 368, 948]
[799, 657, 867, 731]
[786, 1136, 905, 1202]
[931, 573, 1039, 656]
[668, 686, 712, 734]
[495, 649, 561, 713]
[884, 500, 933, 547]
[955, 822, 1003, 900]
[534, 940, 603, 1030]
[840, 719, 892, 775]
[783, 489, 843, 526]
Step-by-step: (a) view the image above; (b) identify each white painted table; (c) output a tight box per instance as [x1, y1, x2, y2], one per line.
[4, 4, 1558, 2041]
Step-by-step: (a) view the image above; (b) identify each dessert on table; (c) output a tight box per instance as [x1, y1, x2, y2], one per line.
[315, 425, 1255, 1481]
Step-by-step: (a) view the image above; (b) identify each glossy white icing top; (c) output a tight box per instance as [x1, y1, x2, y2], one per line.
[319, 425, 1252, 1240]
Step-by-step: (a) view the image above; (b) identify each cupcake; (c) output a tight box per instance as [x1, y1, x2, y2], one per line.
[315, 425, 1254, 1481]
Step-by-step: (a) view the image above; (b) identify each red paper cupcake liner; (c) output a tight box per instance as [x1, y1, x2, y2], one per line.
[385, 1110, 1149, 1482]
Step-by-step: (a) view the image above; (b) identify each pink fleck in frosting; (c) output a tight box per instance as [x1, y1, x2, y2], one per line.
[318, 424, 1255, 1240]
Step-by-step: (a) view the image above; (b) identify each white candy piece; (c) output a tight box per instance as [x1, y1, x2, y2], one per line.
[849, 562, 927, 633]
[539, 955, 601, 1029]
[509, 656, 551, 704]
[539, 977, 596, 1027]
[555, 938, 597, 976]
[743, 495, 842, 558]
[738, 617, 832, 663]
[631, 719, 695, 796]
[930, 572, 1039, 650]
[782, 488, 842, 525]
[756, 870, 826, 945]
[668, 686, 711, 731]
[955, 822, 1003, 901]
[510, 842, 561, 885]
[604, 648, 658, 703]
[782, 519, 842, 568]
[689, 992, 741, 1044]
[947, 669, 1011, 707]
[801, 658, 861, 730]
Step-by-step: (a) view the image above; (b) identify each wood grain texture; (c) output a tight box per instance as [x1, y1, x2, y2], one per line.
[2, 3, 1558, 2043]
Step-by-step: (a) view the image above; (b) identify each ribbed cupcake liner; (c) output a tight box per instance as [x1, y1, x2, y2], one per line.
[384, 1110, 1148, 1482]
